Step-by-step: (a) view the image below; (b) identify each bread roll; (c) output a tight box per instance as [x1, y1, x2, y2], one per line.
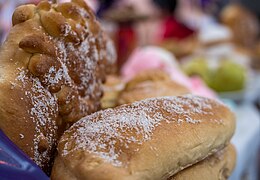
[124, 69, 171, 90]
[220, 4, 259, 47]
[171, 144, 236, 180]
[118, 69, 190, 105]
[0, 0, 115, 173]
[118, 80, 190, 105]
[51, 95, 235, 180]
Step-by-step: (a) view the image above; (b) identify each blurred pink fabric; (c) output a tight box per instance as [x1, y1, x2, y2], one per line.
[121, 46, 216, 99]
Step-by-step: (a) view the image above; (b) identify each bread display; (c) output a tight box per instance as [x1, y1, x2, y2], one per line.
[51, 95, 235, 180]
[0, 0, 115, 173]
[170, 144, 236, 180]
[0, 0, 239, 178]
[118, 70, 190, 105]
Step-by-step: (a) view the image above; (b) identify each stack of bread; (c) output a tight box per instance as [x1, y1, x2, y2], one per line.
[0, 0, 236, 179]
[52, 95, 236, 180]
[54, 69, 236, 180]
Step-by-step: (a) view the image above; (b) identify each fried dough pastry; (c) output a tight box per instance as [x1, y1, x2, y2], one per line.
[0, 0, 116, 173]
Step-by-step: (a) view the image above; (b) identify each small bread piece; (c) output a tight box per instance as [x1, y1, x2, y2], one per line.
[101, 75, 125, 109]
[0, 0, 115, 173]
[170, 144, 236, 180]
[125, 69, 171, 90]
[118, 80, 190, 105]
[118, 69, 190, 105]
[51, 95, 235, 180]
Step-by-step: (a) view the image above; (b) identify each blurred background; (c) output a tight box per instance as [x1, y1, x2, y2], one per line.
[0, 0, 260, 179]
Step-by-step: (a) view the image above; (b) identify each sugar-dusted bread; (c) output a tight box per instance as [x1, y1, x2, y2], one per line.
[0, 0, 115, 173]
[171, 144, 236, 180]
[51, 95, 235, 180]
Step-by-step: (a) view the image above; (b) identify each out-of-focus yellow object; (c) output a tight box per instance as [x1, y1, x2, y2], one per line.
[210, 60, 246, 92]
[183, 58, 246, 92]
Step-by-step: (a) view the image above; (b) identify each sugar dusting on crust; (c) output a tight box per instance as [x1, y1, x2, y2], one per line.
[7, 1, 116, 170]
[15, 68, 58, 166]
[60, 95, 224, 167]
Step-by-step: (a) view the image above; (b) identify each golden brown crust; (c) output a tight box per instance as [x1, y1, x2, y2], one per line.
[118, 80, 190, 105]
[51, 95, 235, 180]
[0, 0, 115, 173]
[101, 75, 125, 109]
[124, 69, 171, 90]
[118, 69, 190, 105]
[118, 69, 189, 105]
[170, 144, 236, 180]
[220, 4, 259, 47]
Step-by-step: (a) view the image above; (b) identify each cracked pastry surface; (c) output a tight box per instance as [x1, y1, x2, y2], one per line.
[0, 0, 116, 173]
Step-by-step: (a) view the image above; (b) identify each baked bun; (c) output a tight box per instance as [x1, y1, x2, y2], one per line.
[118, 70, 189, 105]
[220, 4, 259, 47]
[171, 144, 236, 180]
[118, 80, 190, 105]
[0, 0, 115, 173]
[51, 95, 235, 180]
[124, 69, 171, 90]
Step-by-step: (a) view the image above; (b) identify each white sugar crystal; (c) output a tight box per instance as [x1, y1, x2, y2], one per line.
[61, 95, 223, 167]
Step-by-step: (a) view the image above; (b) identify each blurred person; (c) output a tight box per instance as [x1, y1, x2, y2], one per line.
[152, 0, 195, 41]
[98, 0, 161, 69]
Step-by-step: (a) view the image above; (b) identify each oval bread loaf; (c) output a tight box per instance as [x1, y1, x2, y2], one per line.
[171, 144, 236, 180]
[51, 95, 235, 180]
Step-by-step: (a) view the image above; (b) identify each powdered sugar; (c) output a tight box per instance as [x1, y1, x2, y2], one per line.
[15, 68, 58, 166]
[4, 0, 116, 171]
[60, 95, 223, 167]
[42, 67, 63, 86]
